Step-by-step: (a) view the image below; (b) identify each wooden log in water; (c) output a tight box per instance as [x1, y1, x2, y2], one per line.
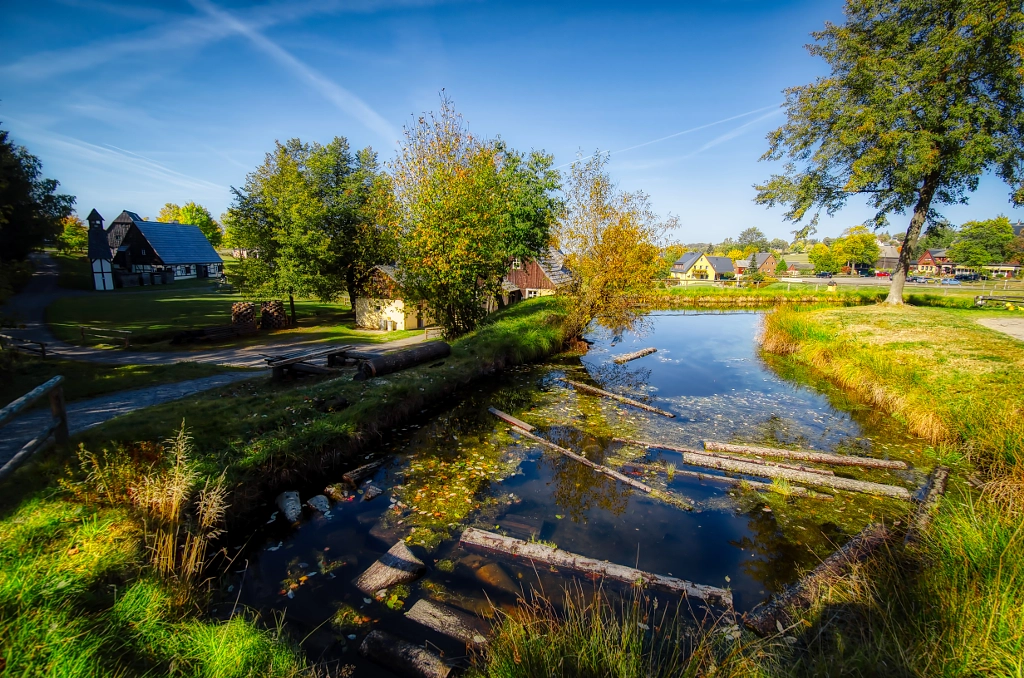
[343, 460, 385, 486]
[460, 528, 732, 607]
[904, 465, 950, 545]
[559, 378, 675, 418]
[354, 541, 426, 595]
[355, 342, 452, 381]
[488, 407, 535, 431]
[744, 523, 891, 635]
[617, 439, 835, 477]
[619, 461, 832, 500]
[359, 630, 451, 678]
[405, 599, 488, 646]
[703, 441, 907, 470]
[618, 440, 910, 499]
[514, 427, 654, 494]
[613, 347, 657, 364]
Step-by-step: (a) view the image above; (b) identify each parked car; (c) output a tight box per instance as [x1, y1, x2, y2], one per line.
[858, 269, 874, 277]
[907, 275, 929, 283]
[815, 271, 833, 278]
[940, 278, 962, 285]
[875, 271, 891, 278]
[955, 273, 980, 282]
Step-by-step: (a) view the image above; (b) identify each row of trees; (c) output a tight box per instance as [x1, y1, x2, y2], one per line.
[157, 202, 223, 247]
[227, 96, 668, 338]
[806, 225, 882, 274]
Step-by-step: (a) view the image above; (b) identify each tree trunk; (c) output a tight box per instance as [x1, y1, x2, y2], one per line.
[287, 288, 297, 326]
[886, 171, 941, 305]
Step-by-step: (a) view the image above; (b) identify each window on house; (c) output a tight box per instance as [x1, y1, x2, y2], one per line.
[526, 289, 539, 299]
[141, 248, 146, 255]
[511, 258, 522, 270]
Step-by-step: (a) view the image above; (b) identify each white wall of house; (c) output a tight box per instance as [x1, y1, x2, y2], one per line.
[91, 259, 113, 291]
[355, 298, 428, 330]
[523, 288, 555, 299]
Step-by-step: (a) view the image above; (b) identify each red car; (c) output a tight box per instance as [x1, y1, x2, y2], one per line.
[875, 271, 891, 278]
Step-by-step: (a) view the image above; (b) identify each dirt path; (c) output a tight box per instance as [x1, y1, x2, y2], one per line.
[0, 372, 261, 466]
[0, 253, 424, 367]
[976, 317, 1024, 342]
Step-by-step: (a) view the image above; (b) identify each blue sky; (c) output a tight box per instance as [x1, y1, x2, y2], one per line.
[3, 0, 1022, 243]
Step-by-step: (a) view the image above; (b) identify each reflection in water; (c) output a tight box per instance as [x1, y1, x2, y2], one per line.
[225, 311, 926, 672]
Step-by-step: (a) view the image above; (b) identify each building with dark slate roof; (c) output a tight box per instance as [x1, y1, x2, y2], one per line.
[506, 247, 572, 298]
[105, 210, 222, 285]
[670, 251, 735, 280]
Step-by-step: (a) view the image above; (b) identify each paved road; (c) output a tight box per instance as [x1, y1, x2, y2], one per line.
[0, 252, 425, 367]
[976, 317, 1024, 342]
[0, 372, 260, 467]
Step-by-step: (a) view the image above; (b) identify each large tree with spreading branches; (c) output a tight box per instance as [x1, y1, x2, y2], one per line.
[756, 0, 1024, 303]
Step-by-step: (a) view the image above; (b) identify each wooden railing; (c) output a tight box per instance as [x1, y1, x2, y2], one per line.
[424, 326, 444, 340]
[0, 333, 47, 357]
[79, 326, 132, 348]
[0, 376, 69, 481]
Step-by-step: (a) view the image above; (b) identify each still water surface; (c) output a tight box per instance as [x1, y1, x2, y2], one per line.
[225, 311, 923, 671]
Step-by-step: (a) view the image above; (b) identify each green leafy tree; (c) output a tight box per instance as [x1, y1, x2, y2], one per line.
[737, 227, 769, 251]
[809, 242, 842, 274]
[157, 201, 223, 247]
[755, 0, 1024, 304]
[769, 237, 789, 252]
[0, 124, 75, 261]
[229, 137, 387, 306]
[56, 214, 88, 254]
[1007, 234, 1024, 264]
[660, 243, 688, 276]
[377, 96, 561, 337]
[917, 220, 958, 254]
[946, 216, 1016, 267]
[775, 257, 789, 274]
[834, 225, 881, 270]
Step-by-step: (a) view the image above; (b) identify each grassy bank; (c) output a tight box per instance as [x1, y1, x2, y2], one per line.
[0, 351, 241, 405]
[747, 304, 1024, 675]
[1, 298, 568, 675]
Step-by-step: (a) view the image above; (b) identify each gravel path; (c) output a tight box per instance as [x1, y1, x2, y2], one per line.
[976, 316, 1024, 342]
[0, 372, 260, 466]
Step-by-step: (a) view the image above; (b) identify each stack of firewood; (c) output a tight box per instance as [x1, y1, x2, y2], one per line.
[231, 302, 257, 330]
[260, 300, 289, 329]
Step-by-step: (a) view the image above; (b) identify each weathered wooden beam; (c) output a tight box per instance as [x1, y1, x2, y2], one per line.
[619, 461, 832, 500]
[617, 439, 834, 476]
[343, 459, 385, 486]
[488, 407, 535, 432]
[0, 421, 58, 482]
[613, 347, 657, 364]
[514, 428, 654, 494]
[744, 523, 891, 635]
[355, 541, 426, 595]
[359, 630, 451, 678]
[559, 378, 675, 418]
[904, 466, 950, 545]
[405, 599, 488, 646]
[0, 376, 64, 428]
[460, 528, 732, 607]
[703, 441, 907, 470]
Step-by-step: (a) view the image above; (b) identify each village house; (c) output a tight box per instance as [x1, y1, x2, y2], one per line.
[104, 210, 223, 286]
[735, 252, 777, 276]
[875, 244, 900, 270]
[505, 248, 572, 299]
[354, 265, 431, 331]
[916, 248, 953, 275]
[670, 252, 735, 280]
[983, 263, 1022, 278]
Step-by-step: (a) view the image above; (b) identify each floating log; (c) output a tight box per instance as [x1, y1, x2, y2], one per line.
[344, 460, 385, 485]
[355, 342, 452, 381]
[275, 491, 302, 523]
[619, 442, 910, 500]
[613, 347, 657, 364]
[355, 541, 426, 595]
[703, 441, 907, 470]
[359, 630, 451, 678]
[306, 495, 330, 513]
[460, 528, 732, 607]
[405, 599, 488, 646]
[514, 428, 654, 494]
[618, 439, 835, 477]
[488, 407, 535, 431]
[619, 461, 831, 500]
[559, 378, 675, 418]
[745, 523, 891, 635]
[904, 465, 950, 545]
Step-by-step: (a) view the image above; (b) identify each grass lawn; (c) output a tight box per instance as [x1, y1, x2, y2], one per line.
[0, 298, 568, 676]
[45, 279, 420, 348]
[746, 303, 1024, 676]
[50, 252, 93, 291]
[0, 351, 242, 406]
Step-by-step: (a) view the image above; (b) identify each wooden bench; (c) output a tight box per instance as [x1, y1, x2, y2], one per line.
[0, 376, 68, 481]
[79, 326, 132, 348]
[424, 326, 444, 340]
[263, 345, 354, 379]
[0, 333, 47, 358]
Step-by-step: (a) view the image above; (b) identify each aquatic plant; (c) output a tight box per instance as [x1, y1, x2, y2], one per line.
[665, 462, 676, 482]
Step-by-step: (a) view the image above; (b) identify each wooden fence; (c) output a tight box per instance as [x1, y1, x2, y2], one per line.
[424, 326, 444, 340]
[79, 326, 132, 348]
[0, 333, 47, 357]
[0, 376, 69, 481]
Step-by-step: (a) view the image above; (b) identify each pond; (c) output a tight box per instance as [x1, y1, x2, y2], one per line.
[220, 311, 927, 673]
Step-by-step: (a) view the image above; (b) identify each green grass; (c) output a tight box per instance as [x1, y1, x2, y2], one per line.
[51, 252, 93, 291]
[747, 303, 1024, 676]
[45, 279, 418, 348]
[0, 351, 241, 406]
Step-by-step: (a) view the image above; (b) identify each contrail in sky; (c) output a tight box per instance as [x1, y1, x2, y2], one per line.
[188, 0, 399, 144]
[556, 102, 782, 169]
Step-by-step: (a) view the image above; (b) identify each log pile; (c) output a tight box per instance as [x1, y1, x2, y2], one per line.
[260, 300, 289, 329]
[613, 347, 657, 364]
[461, 528, 732, 607]
[231, 301, 257, 327]
[744, 523, 891, 635]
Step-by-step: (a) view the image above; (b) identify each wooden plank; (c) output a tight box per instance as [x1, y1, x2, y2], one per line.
[354, 541, 426, 595]
[703, 441, 907, 470]
[613, 347, 657, 364]
[904, 466, 950, 545]
[359, 630, 451, 678]
[266, 345, 353, 367]
[619, 461, 832, 500]
[559, 378, 675, 418]
[405, 600, 488, 646]
[460, 528, 732, 607]
[617, 440, 835, 477]
[343, 459, 385, 485]
[0, 420, 59, 482]
[514, 427, 656, 494]
[0, 376, 64, 428]
[488, 407, 535, 432]
[745, 523, 891, 635]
